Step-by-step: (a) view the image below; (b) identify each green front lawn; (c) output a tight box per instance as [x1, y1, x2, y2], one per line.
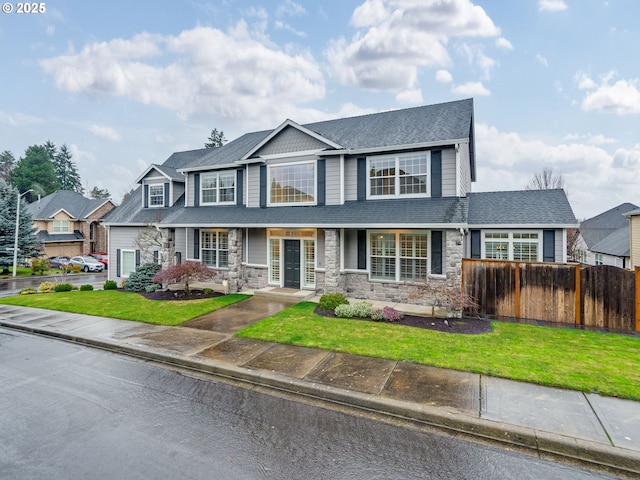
[0, 290, 250, 326]
[238, 302, 640, 400]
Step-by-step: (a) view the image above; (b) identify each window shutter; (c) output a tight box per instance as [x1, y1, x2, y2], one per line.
[135, 250, 140, 267]
[153, 250, 159, 264]
[357, 157, 366, 201]
[470, 230, 481, 259]
[164, 183, 170, 207]
[116, 248, 121, 277]
[143, 185, 149, 208]
[193, 229, 200, 259]
[236, 169, 244, 206]
[543, 230, 555, 262]
[260, 165, 267, 207]
[431, 231, 443, 274]
[357, 230, 367, 270]
[431, 150, 442, 198]
[175, 252, 182, 264]
[317, 159, 326, 206]
[193, 174, 200, 207]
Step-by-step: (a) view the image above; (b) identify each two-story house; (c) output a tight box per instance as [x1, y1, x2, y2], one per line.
[27, 190, 115, 258]
[103, 99, 578, 305]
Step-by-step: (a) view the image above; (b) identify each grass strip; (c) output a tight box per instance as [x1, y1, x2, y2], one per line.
[237, 302, 640, 400]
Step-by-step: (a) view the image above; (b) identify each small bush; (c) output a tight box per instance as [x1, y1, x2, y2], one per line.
[319, 293, 349, 311]
[19, 288, 37, 295]
[103, 279, 118, 290]
[54, 283, 74, 292]
[145, 283, 161, 293]
[125, 263, 162, 292]
[371, 306, 403, 322]
[39, 281, 59, 293]
[203, 287, 213, 294]
[80, 284, 94, 291]
[335, 301, 373, 319]
[31, 259, 48, 275]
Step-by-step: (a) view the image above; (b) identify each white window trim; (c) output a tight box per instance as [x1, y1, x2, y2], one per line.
[366, 152, 431, 200]
[200, 171, 236, 206]
[148, 183, 165, 208]
[120, 249, 136, 278]
[200, 229, 229, 269]
[52, 219, 70, 234]
[267, 160, 317, 207]
[267, 229, 316, 288]
[367, 230, 431, 283]
[481, 230, 543, 262]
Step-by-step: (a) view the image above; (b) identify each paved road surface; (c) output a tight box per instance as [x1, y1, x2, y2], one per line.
[0, 328, 621, 480]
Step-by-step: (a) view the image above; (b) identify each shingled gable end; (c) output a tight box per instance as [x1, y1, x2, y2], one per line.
[103, 99, 578, 306]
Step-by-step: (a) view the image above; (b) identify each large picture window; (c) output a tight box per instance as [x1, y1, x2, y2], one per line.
[483, 232, 541, 262]
[369, 154, 428, 198]
[201, 171, 235, 204]
[269, 162, 315, 205]
[370, 232, 429, 281]
[148, 184, 164, 207]
[201, 230, 229, 268]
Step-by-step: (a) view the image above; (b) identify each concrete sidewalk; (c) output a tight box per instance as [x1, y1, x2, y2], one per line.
[1, 300, 639, 477]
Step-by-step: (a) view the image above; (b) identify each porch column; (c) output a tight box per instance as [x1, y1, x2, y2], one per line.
[324, 228, 340, 293]
[227, 228, 243, 292]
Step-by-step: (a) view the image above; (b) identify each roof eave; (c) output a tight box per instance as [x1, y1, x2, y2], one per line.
[319, 138, 469, 157]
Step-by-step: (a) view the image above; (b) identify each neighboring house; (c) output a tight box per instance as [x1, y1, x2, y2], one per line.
[623, 208, 640, 269]
[575, 203, 638, 269]
[103, 99, 578, 305]
[27, 190, 116, 258]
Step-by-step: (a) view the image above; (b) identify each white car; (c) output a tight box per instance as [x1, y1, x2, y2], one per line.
[69, 256, 105, 272]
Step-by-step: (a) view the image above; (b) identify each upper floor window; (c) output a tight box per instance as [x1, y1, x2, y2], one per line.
[53, 220, 70, 233]
[269, 162, 315, 205]
[201, 171, 235, 204]
[148, 184, 165, 207]
[369, 154, 428, 198]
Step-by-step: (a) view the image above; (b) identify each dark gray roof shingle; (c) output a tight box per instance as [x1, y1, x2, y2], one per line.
[580, 202, 638, 249]
[27, 190, 112, 220]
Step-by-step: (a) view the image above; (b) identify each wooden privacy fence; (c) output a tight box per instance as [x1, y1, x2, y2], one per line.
[461, 259, 640, 333]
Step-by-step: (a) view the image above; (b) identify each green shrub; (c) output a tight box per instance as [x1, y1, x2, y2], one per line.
[125, 263, 162, 292]
[145, 283, 161, 293]
[103, 279, 118, 290]
[19, 288, 37, 295]
[31, 258, 48, 275]
[39, 281, 59, 293]
[54, 283, 74, 292]
[319, 293, 349, 311]
[80, 284, 94, 291]
[335, 301, 373, 319]
[203, 287, 213, 294]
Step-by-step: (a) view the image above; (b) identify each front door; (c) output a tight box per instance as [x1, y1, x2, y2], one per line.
[283, 239, 301, 288]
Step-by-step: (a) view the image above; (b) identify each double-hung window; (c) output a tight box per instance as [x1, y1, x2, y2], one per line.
[52, 220, 70, 233]
[201, 230, 229, 268]
[148, 184, 164, 207]
[201, 171, 235, 204]
[369, 154, 428, 198]
[269, 162, 315, 205]
[370, 232, 429, 281]
[483, 231, 541, 261]
[120, 250, 136, 278]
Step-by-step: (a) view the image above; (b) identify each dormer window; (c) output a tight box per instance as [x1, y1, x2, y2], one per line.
[201, 171, 235, 205]
[148, 184, 165, 207]
[53, 220, 70, 233]
[268, 161, 315, 205]
[368, 153, 428, 198]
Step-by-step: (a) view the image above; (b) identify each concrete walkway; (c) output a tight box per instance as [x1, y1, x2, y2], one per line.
[0, 298, 639, 477]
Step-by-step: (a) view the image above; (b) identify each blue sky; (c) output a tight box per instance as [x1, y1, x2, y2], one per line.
[1, 0, 638, 219]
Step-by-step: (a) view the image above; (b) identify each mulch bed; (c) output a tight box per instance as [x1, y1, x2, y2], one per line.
[138, 289, 224, 301]
[314, 307, 492, 334]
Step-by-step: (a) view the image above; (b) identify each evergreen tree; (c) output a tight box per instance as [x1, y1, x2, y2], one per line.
[204, 128, 227, 148]
[44, 139, 57, 161]
[10, 145, 60, 201]
[0, 180, 40, 274]
[0, 150, 15, 183]
[89, 186, 111, 199]
[53, 144, 83, 193]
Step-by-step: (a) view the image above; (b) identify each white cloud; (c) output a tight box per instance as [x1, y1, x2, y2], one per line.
[274, 20, 306, 37]
[395, 88, 423, 104]
[575, 71, 596, 90]
[436, 69, 453, 83]
[474, 123, 640, 219]
[536, 54, 548, 67]
[538, 0, 568, 12]
[564, 133, 616, 145]
[276, 0, 305, 18]
[1, 110, 43, 127]
[457, 42, 496, 80]
[495, 37, 513, 50]
[90, 124, 122, 142]
[327, 0, 501, 93]
[40, 24, 325, 125]
[581, 77, 640, 115]
[452, 81, 490, 96]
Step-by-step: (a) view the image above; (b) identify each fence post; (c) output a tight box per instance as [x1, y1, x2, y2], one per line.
[635, 267, 640, 332]
[514, 262, 520, 319]
[575, 264, 581, 327]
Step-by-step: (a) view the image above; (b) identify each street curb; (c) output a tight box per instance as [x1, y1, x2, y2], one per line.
[2, 319, 640, 477]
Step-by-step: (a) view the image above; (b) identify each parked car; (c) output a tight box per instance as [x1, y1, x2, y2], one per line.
[89, 252, 108, 268]
[47, 256, 71, 269]
[69, 256, 105, 272]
